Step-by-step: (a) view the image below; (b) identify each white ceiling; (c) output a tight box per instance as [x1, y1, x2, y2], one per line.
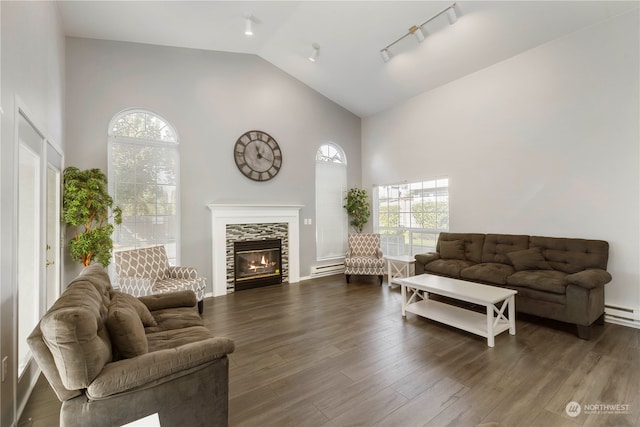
[57, 1, 638, 118]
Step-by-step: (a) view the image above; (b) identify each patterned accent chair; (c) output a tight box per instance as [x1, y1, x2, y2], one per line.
[114, 245, 207, 313]
[344, 233, 385, 285]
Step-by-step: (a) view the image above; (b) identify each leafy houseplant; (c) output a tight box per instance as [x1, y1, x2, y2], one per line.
[344, 187, 371, 233]
[63, 167, 122, 267]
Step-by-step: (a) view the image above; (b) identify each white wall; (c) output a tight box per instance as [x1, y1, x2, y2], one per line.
[0, 1, 66, 425]
[64, 38, 361, 288]
[362, 10, 639, 312]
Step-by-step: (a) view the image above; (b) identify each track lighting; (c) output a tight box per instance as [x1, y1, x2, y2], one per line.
[308, 43, 320, 62]
[447, 7, 458, 25]
[410, 25, 425, 43]
[380, 49, 391, 63]
[245, 15, 253, 36]
[379, 3, 458, 63]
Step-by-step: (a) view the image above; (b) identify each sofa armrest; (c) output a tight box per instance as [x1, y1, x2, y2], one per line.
[167, 266, 198, 280]
[86, 336, 235, 399]
[118, 277, 154, 297]
[138, 290, 197, 311]
[415, 252, 441, 265]
[566, 269, 612, 290]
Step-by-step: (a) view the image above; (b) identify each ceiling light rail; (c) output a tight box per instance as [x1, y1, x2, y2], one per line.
[380, 2, 458, 62]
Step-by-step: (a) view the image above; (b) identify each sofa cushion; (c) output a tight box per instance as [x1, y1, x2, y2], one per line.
[40, 280, 112, 390]
[440, 240, 466, 260]
[107, 294, 149, 358]
[436, 233, 485, 263]
[481, 234, 529, 264]
[506, 270, 569, 294]
[146, 325, 215, 352]
[461, 263, 515, 285]
[144, 307, 205, 333]
[424, 259, 475, 278]
[507, 248, 552, 271]
[530, 236, 609, 274]
[109, 290, 157, 327]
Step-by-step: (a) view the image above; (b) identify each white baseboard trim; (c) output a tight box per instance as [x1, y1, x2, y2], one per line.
[605, 304, 640, 329]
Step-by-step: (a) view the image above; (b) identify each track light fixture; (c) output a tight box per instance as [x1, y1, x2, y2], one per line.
[308, 43, 320, 62]
[410, 25, 425, 43]
[447, 7, 458, 25]
[379, 2, 458, 62]
[380, 48, 391, 63]
[245, 15, 253, 36]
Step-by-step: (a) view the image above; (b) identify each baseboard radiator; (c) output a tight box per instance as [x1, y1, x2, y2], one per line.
[605, 304, 640, 329]
[310, 262, 345, 278]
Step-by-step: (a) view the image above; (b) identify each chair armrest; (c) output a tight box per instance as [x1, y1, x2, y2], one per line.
[167, 266, 198, 280]
[376, 248, 383, 258]
[414, 252, 441, 265]
[118, 277, 154, 297]
[86, 336, 235, 399]
[567, 269, 612, 290]
[138, 290, 197, 311]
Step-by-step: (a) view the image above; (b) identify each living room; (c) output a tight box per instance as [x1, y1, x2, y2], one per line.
[1, 1, 639, 426]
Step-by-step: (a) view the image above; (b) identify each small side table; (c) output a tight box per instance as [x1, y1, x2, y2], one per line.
[385, 255, 416, 288]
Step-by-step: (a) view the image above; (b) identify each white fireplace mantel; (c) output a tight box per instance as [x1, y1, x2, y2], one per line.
[207, 203, 303, 296]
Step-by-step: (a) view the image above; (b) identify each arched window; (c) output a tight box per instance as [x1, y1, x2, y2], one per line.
[108, 109, 181, 264]
[315, 143, 348, 260]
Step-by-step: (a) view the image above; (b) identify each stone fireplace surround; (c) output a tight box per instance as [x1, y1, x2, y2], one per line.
[208, 203, 302, 296]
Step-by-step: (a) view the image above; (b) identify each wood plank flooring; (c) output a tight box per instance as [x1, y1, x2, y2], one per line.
[18, 275, 640, 426]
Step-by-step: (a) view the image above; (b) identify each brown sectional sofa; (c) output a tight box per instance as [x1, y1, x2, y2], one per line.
[414, 232, 612, 339]
[28, 264, 235, 426]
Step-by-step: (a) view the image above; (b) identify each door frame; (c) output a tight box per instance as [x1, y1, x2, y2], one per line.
[12, 99, 64, 421]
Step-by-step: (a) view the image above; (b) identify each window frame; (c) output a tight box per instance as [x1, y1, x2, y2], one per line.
[315, 143, 348, 261]
[374, 177, 449, 256]
[108, 108, 181, 264]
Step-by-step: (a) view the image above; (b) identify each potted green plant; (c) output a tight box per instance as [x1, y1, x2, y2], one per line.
[344, 187, 371, 233]
[62, 167, 122, 267]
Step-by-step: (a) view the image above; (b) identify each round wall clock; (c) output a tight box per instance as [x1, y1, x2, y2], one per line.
[234, 130, 283, 181]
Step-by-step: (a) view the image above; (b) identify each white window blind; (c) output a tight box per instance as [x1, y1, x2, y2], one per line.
[108, 109, 180, 264]
[315, 143, 348, 260]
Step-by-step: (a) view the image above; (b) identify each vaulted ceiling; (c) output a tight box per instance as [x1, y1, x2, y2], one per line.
[57, 1, 638, 117]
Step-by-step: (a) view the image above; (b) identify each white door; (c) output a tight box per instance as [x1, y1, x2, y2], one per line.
[45, 143, 62, 309]
[17, 112, 42, 379]
[15, 109, 63, 411]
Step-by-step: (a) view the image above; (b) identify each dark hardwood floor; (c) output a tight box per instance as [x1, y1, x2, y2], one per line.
[19, 275, 640, 426]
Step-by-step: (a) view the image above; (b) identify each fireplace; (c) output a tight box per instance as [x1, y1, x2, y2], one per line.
[234, 239, 282, 291]
[208, 203, 302, 296]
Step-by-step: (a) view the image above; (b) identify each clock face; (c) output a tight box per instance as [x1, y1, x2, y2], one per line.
[234, 130, 282, 181]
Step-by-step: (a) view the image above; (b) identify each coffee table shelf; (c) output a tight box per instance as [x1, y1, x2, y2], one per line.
[400, 274, 517, 347]
[404, 299, 511, 339]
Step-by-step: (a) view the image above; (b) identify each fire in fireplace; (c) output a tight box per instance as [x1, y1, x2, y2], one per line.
[234, 239, 282, 291]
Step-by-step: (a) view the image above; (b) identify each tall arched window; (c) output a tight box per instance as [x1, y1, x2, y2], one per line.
[108, 109, 181, 264]
[315, 143, 348, 260]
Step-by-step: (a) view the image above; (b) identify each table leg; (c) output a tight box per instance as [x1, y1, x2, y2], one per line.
[486, 305, 495, 347]
[508, 295, 516, 335]
[401, 283, 406, 317]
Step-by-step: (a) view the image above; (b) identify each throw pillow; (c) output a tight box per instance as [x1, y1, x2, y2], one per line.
[106, 295, 149, 358]
[109, 290, 157, 327]
[506, 248, 552, 271]
[440, 240, 466, 260]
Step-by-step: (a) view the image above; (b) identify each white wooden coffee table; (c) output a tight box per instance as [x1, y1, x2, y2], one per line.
[399, 274, 517, 347]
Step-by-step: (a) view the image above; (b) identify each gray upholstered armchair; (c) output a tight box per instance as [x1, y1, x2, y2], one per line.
[344, 233, 385, 285]
[27, 264, 234, 427]
[114, 245, 206, 313]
